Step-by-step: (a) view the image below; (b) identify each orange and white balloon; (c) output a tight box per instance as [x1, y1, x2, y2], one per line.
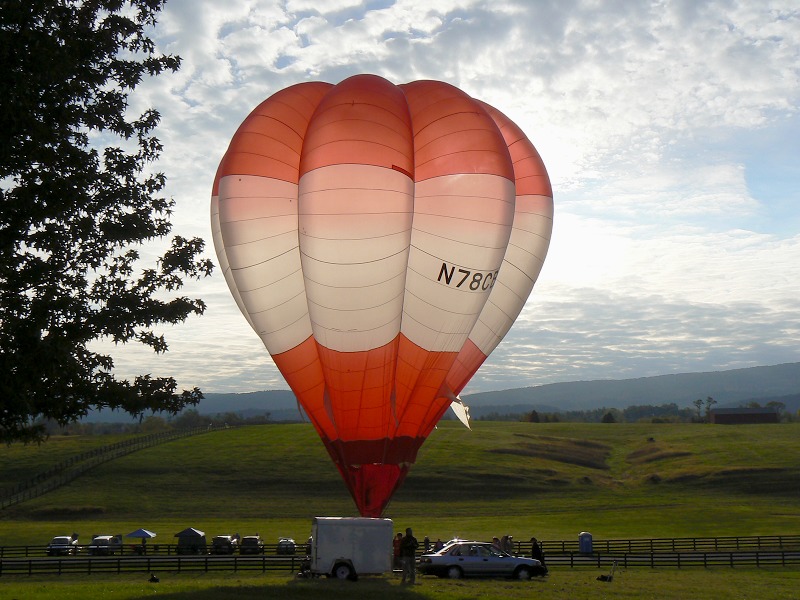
[211, 74, 553, 516]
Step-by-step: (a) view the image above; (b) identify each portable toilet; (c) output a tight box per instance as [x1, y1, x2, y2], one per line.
[579, 531, 593, 553]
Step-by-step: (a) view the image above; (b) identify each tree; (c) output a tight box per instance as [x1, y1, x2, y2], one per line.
[523, 409, 540, 423]
[0, 1, 213, 443]
[704, 396, 717, 420]
[765, 401, 785, 420]
[601, 411, 617, 423]
[692, 398, 704, 421]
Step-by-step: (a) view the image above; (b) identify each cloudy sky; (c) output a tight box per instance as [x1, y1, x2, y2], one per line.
[100, 0, 800, 396]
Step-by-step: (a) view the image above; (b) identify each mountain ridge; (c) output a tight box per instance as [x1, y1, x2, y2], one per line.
[85, 362, 800, 422]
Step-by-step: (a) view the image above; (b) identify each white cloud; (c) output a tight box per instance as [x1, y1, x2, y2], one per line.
[100, 0, 800, 394]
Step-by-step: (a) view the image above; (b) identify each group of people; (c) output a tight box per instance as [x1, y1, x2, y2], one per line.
[393, 528, 547, 584]
[491, 535, 546, 565]
[491, 534, 515, 554]
[392, 527, 419, 584]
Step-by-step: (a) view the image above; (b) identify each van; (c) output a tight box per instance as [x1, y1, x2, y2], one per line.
[88, 534, 123, 556]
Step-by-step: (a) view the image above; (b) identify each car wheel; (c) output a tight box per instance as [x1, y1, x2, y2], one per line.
[514, 566, 533, 580]
[333, 563, 355, 581]
[447, 566, 463, 579]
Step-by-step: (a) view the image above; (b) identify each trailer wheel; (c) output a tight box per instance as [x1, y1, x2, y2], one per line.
[332, 562, 356, 581]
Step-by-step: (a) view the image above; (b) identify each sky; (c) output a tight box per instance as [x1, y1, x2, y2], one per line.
[98, 0, 800, 396]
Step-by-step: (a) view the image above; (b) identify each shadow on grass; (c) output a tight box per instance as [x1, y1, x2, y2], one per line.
[129, 577, 432, 600]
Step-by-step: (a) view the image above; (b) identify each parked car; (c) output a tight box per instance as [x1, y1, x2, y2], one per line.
[417, 541, 547, 579]
[88, 534, 123, 556]
[46, 534, 79, 556]
[210, 534, 240, 555]
[239, 535, 265, 555]
[276, 537, 296, 555]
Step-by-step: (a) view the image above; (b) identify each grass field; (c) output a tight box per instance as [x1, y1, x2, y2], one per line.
[2, 569, 800, 600]
[1, 421, 799, 598]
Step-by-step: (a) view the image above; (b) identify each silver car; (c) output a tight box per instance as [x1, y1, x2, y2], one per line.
[417, 541, 547, 579]
[46, 535, 79, 556]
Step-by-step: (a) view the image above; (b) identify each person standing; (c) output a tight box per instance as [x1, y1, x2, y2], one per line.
[393, 532, 403, 570]
[530, 537, 547, 571]
[400, 527, 419, 584]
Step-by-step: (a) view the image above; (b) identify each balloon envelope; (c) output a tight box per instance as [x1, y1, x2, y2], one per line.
[211, 75, 553, 516]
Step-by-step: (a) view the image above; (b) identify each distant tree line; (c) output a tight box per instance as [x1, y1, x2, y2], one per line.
[31, 399, 797, 436]
[477, 399, 794, 424]
[35, 409, 273, 437]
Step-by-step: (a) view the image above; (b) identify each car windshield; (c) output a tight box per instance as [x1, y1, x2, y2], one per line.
[242, 538, 260, 545]
[51, 537, 70, 544]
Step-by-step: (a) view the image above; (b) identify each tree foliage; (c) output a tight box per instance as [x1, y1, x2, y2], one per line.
[0, 0, 213, 443]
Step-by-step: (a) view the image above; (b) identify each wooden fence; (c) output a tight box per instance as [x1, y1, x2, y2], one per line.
[0, 554, 305, 576]
[2, 550, 799, 577]
[3, 534, 799, 560]
[2, 535, 799, 577]
[536, 534, 800, 556]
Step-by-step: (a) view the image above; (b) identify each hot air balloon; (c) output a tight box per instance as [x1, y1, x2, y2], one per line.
[211, 74, 553, 517]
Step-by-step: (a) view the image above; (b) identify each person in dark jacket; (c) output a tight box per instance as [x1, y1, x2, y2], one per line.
[399, 527, 419, 584]
[530, 537, 547, 572]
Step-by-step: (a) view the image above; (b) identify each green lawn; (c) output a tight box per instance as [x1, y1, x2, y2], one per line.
[2, 422, 799, 543]
[1, 421, 799, 598]
[1, 569, 799, 600]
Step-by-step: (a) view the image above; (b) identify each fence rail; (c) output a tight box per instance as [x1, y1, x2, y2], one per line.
[546, 551, 800, 569]
[2, 535, 800, 577]
[3, 534, 799, 560]
[0, 555, 304, 577]
[2, 550, 799, 577]
[0, 542, 304, 558]
[537, 534, 800, 556]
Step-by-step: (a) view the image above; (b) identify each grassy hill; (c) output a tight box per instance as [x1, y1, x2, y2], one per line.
[1, 421, 799, 547]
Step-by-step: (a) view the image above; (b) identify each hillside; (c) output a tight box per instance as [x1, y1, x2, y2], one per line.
[3, 422, 799, 545]
[463, 362, 800, 412]
[82, 362, 800, 423]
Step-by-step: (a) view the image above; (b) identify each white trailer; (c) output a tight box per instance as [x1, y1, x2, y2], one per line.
[309, 516, 394, 580]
